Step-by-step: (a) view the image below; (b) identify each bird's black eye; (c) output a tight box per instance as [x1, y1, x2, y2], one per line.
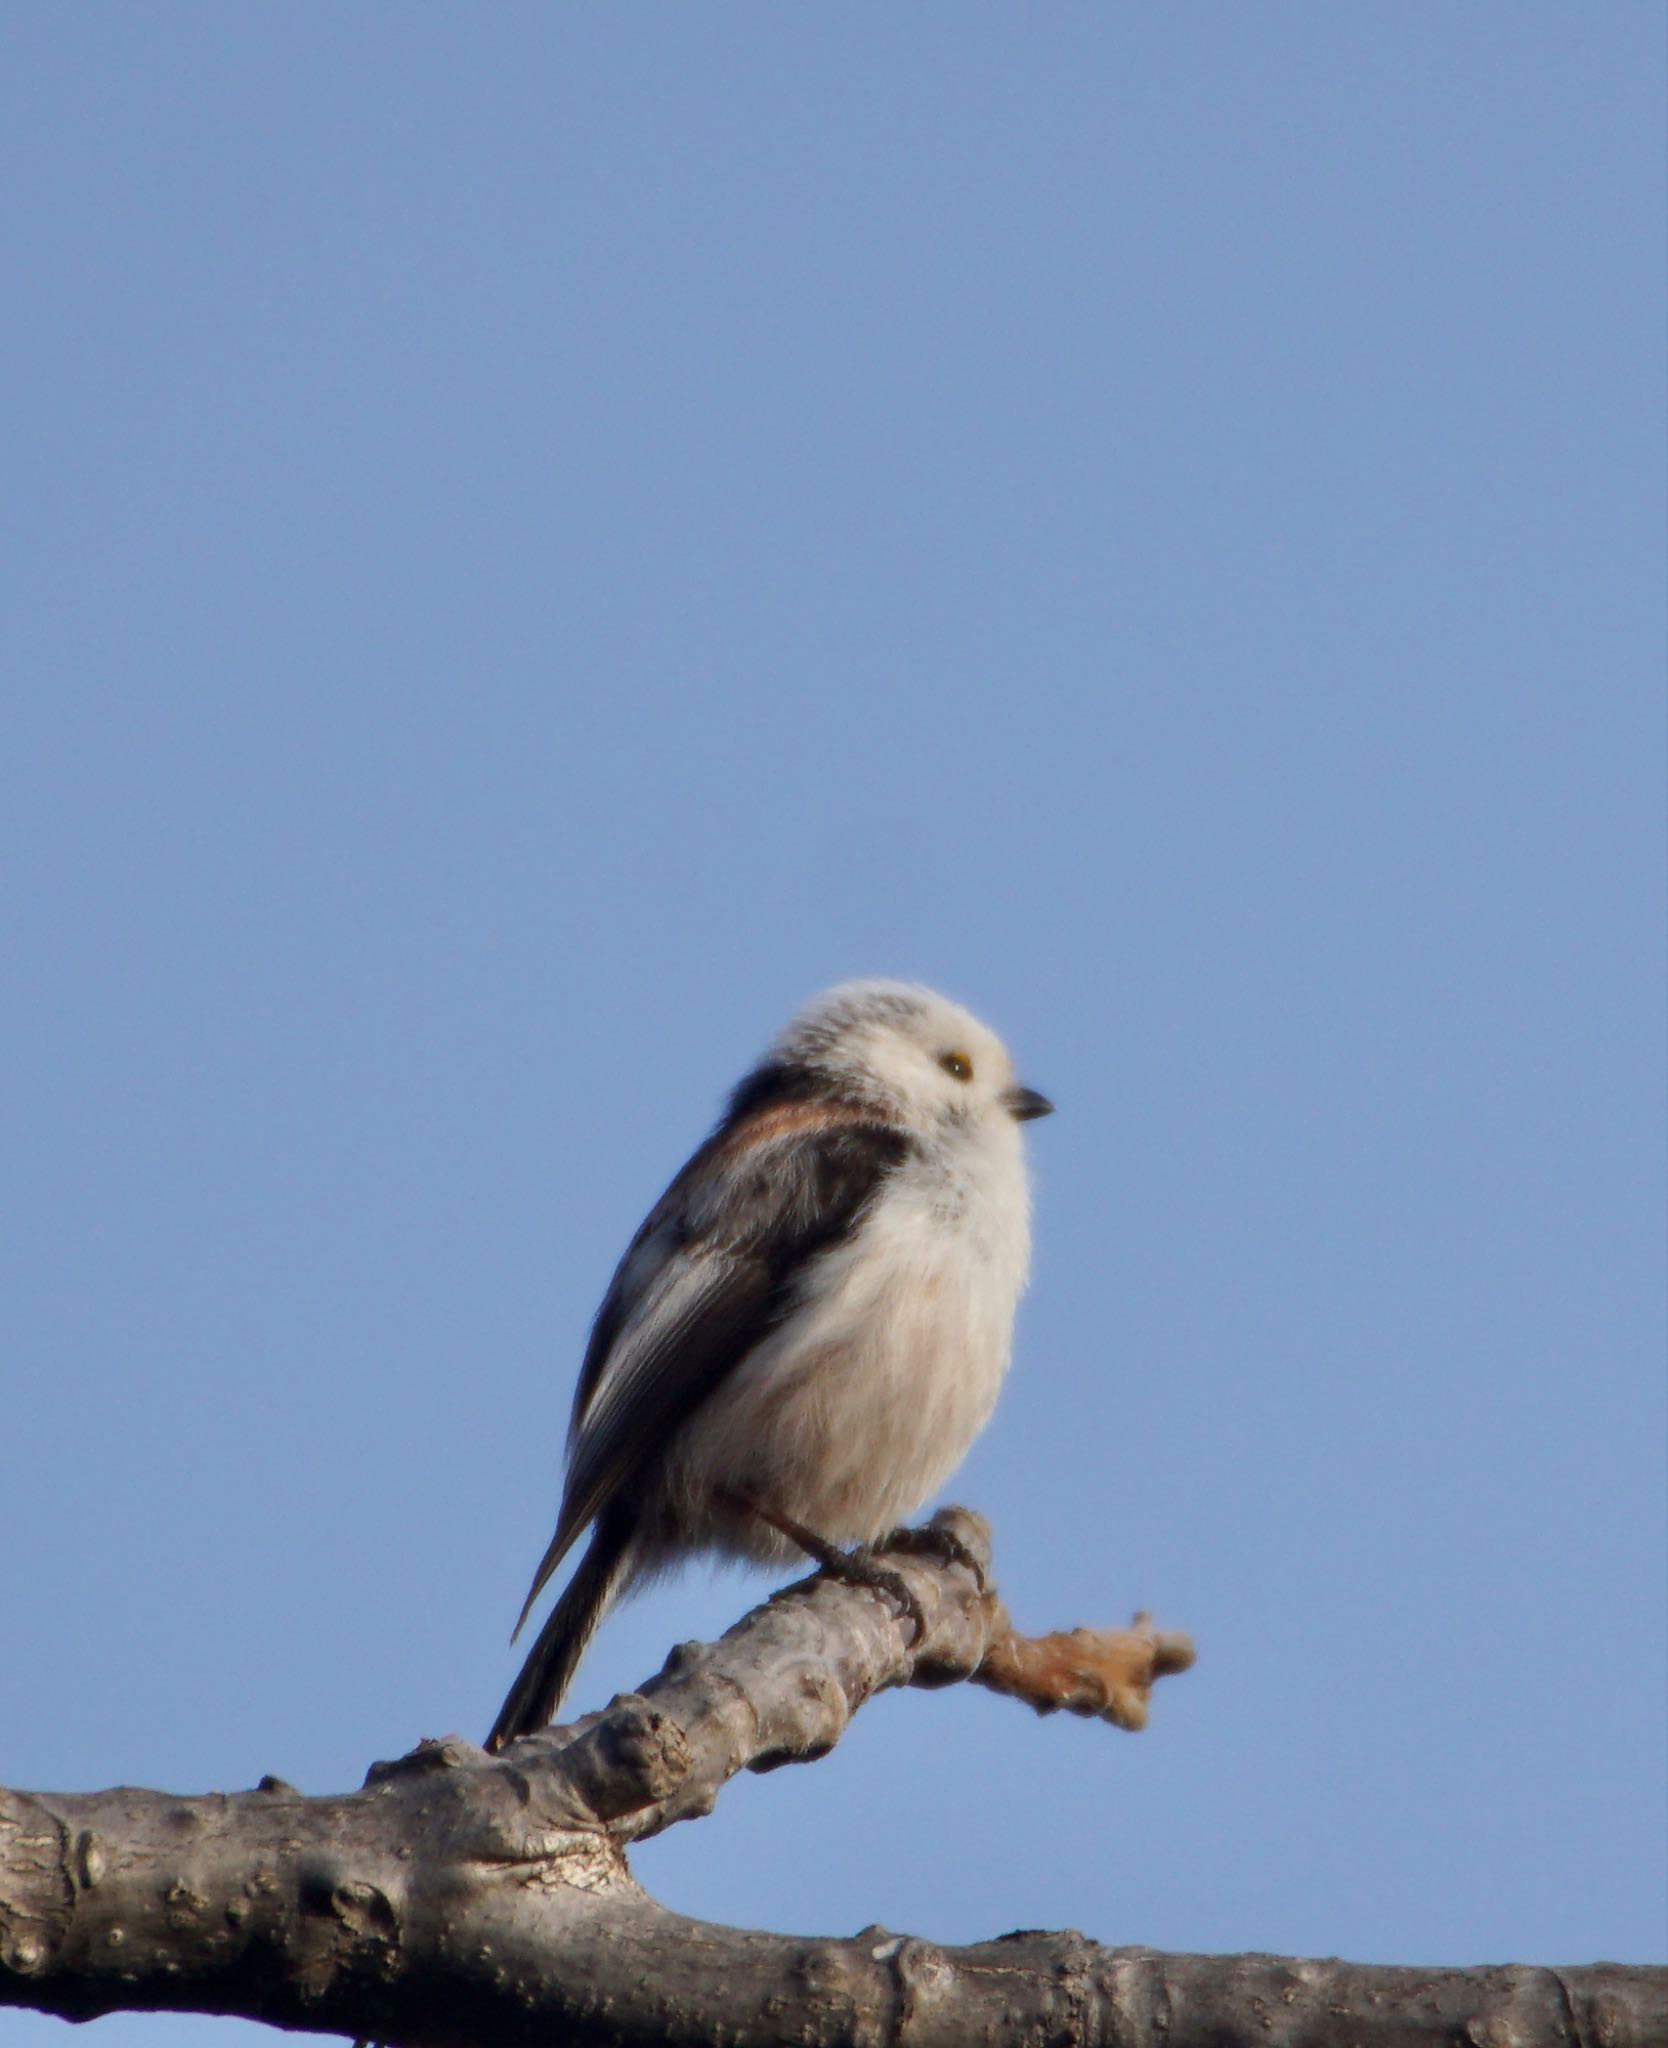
[938, 1050, 974, 1083]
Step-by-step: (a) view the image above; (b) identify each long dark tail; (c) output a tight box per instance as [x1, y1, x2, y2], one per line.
[486, 1507, 639, 1750]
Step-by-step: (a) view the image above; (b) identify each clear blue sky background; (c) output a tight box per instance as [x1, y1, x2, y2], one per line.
[3, 11, 1663, 2047]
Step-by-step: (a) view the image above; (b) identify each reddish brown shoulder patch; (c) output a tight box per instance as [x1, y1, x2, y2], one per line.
[716, 1098, 893, 1157]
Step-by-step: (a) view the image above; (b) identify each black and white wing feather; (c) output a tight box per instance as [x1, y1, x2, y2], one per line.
[509, 1103, 912, 1639]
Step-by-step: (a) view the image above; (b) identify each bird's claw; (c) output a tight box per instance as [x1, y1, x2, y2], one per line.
[876, 1521, 989, 1593]
[827, 1549, 929, 1644]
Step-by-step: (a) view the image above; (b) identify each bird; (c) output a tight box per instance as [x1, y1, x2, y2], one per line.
[486, 979, 1052, 1749]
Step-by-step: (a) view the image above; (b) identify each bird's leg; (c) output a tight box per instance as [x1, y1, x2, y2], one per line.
[721, 1486, 929, 1644]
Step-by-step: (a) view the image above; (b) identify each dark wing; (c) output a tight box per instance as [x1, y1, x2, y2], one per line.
[564, 1057, 837, 1434]
[511, 1113, 910, 1638]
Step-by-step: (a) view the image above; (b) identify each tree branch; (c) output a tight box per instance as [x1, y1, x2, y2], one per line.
[2, 1510, 1658, 2047]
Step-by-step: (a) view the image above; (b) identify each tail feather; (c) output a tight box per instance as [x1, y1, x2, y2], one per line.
[486, 1509, 638, 1750]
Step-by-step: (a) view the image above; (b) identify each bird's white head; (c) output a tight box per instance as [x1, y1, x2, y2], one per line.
[767, 980, 1053, 1137]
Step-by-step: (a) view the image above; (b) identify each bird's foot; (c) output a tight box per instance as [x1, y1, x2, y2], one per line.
[825, 1546, 929, 1644]
[875, 1517, 989, 1593]
[721, 1486, 930, 1643]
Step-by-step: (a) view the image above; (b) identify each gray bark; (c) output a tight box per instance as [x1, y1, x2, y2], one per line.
[2, 1510, 1658, 2048]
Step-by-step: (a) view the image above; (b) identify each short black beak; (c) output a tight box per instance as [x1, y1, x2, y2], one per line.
[1004, 1084, 1054, 1122]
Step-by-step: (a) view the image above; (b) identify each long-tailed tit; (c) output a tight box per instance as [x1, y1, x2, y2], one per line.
[487, 980, 1052, 1748]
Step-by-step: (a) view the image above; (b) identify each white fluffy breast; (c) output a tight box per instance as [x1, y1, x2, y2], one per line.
[657, 1124, 1033, 1561]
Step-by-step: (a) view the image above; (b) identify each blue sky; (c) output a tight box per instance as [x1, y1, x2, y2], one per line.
[3, 10, 1663, 2046]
